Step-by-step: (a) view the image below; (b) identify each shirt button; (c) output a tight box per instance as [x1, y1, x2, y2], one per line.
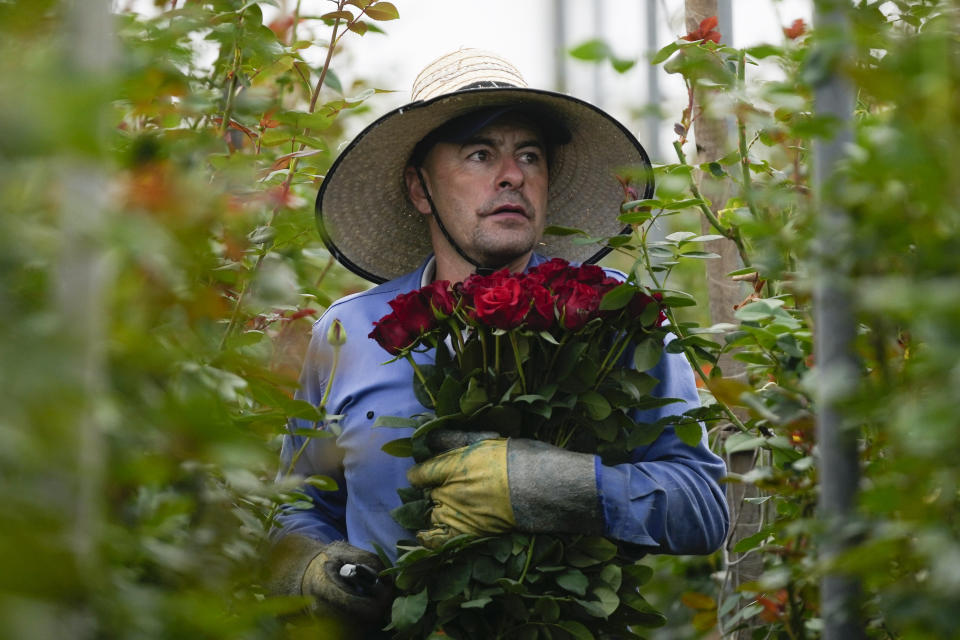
[366, 411, 375, 419]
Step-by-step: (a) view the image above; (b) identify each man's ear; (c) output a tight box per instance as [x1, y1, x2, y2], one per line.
[404, 165, 432, 216]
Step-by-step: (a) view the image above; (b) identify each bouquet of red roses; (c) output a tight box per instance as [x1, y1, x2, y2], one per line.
[370, 258, 676, 639]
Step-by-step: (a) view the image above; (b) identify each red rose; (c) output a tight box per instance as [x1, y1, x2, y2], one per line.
[627, 291, 666, 327]
[388, 290, 437, 335]
[572, 263, 607, 286]
[369, 312, 416, 355]
[422, 280, 456, 318]
[556, 281, 602, 330]
[525, 258, 571, 289]
[459, 269, 511, 305]
[471, 278, 530, 330]
[682, 15, 722, 44]
[523, 282, 555, 331]
[783, 18, 806, 40]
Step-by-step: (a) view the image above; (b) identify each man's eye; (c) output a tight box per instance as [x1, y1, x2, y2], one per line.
[519, 151, 542, 164]
[467, 149, 490, 161]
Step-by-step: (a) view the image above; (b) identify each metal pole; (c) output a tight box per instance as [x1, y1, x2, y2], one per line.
[812, 1, 866, 638]
[645, 0, 661, 161]
[718, 0, 732, 45]
[592, 0, 604, 108]
[60, 0, 115, 577]
[552, 0, 567, 93]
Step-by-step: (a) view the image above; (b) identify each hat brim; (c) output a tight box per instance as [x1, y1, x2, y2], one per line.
[316, 87, 653, 284]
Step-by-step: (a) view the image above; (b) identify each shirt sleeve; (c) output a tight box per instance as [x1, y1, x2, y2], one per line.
[595, 344, 730, 554]
[272, 316, 348, 544]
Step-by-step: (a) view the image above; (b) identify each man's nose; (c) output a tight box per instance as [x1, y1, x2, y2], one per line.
[496, 156, 524, 189]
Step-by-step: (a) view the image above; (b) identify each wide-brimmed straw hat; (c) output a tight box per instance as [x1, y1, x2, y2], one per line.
[315, 48, 653, 284]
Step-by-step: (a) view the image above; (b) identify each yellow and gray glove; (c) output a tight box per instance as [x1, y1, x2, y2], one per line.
[266, 535, 392, 624]
[406, 430, 603, 548]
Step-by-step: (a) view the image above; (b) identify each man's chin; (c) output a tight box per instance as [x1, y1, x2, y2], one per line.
[476, 245, 536, 269]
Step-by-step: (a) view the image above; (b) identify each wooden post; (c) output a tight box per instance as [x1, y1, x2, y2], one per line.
[683, 2, 761, 637]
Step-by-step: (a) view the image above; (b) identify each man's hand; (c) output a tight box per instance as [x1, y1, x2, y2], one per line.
[407, 431, 603, 548]
[301, 541, 393, 618]
[267, 536, 392, 624]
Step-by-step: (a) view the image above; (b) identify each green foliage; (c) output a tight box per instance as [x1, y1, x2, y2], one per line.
[607, 1, 960, 638]
[383, 534, 664, 639]
[4, 0, 960, 638]
[0, 0, 391, 637]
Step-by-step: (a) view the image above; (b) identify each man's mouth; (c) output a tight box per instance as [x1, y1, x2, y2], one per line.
[484, 203, 529, 219]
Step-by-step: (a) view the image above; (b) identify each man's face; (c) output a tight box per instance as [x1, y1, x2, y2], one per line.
[406, 116, 549, 271]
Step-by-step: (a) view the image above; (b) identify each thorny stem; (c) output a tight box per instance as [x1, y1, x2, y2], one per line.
[517, 535, 536, 583]
[673, 140, 728, 233]
[291, 0, 302, 44]
[630, 213, 749, 432]
[319, 342, 342, 411]
[737, 50, 762, 222]
[218, 11, 244, 138]
[662, 303, 749, 433]
[406, 355, 437, 408]
[494, 333, 502, 396]
[508, 333, 528, 394]
[596, 329, 636, 384]
[218, 8, 346, 349]
[672, 140, 752, 269]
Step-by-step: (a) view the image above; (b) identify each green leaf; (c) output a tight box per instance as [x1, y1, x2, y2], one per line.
[579, 391, 611, 420]
[535, 597, 561, 622]
[319, 10, 354, 20]
[322, 68, 343, 93]
[600, 563, 622, 591]
[569, 38, 611, 62]
[556, 569, 589, 595]
[365, 1, 399, 20]
[654, 289, 697, 307]
[390, 498, 430, 530]
[557, 620, 595, 639]
[733, 529, 770, 553]
[305, 475, 338, 491]
[745, 44, 782, 59]
[622, 563, 654, 587]
[590, 584, 620, 617]
[724, 432, 767, 454]
[430, 561, 471, 600]
[459, 376, 488, 415]
[611, 57, 636, 73]
[543, 224, 586, 236]
[676, 422, 704, 447]
[651, 41, 681, 65]
[460, 595, 492, 609]
[472, 555, 505, 584]
[662, 198, 706, 210]
[373, 415, 419, 429]
[632, 339, 662, 372]
[706, 161, 726, 177]
[627, 422, 665, 448]
[381, 437, 412, 457]
[389, 588, 428, 630]
[436, 375, 464, 416]
[600, 283, 635, 311]
[566, 536, 617, 567]
[619, 369, 660, 399]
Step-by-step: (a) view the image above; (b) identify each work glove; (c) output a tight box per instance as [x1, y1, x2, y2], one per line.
[266, 535, 393, 626]
[406, 430, 603, 548]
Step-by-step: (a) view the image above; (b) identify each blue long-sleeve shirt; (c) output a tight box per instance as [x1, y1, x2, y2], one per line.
[276, 254, 729, 561]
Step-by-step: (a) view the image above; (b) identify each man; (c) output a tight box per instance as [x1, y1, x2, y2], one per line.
[268, 49, 729, 630]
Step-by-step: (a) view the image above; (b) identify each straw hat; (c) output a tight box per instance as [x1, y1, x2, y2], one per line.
[315, 48, 653, 284]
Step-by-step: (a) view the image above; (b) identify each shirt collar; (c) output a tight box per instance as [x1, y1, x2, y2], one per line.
[419, 252, 548, 286]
